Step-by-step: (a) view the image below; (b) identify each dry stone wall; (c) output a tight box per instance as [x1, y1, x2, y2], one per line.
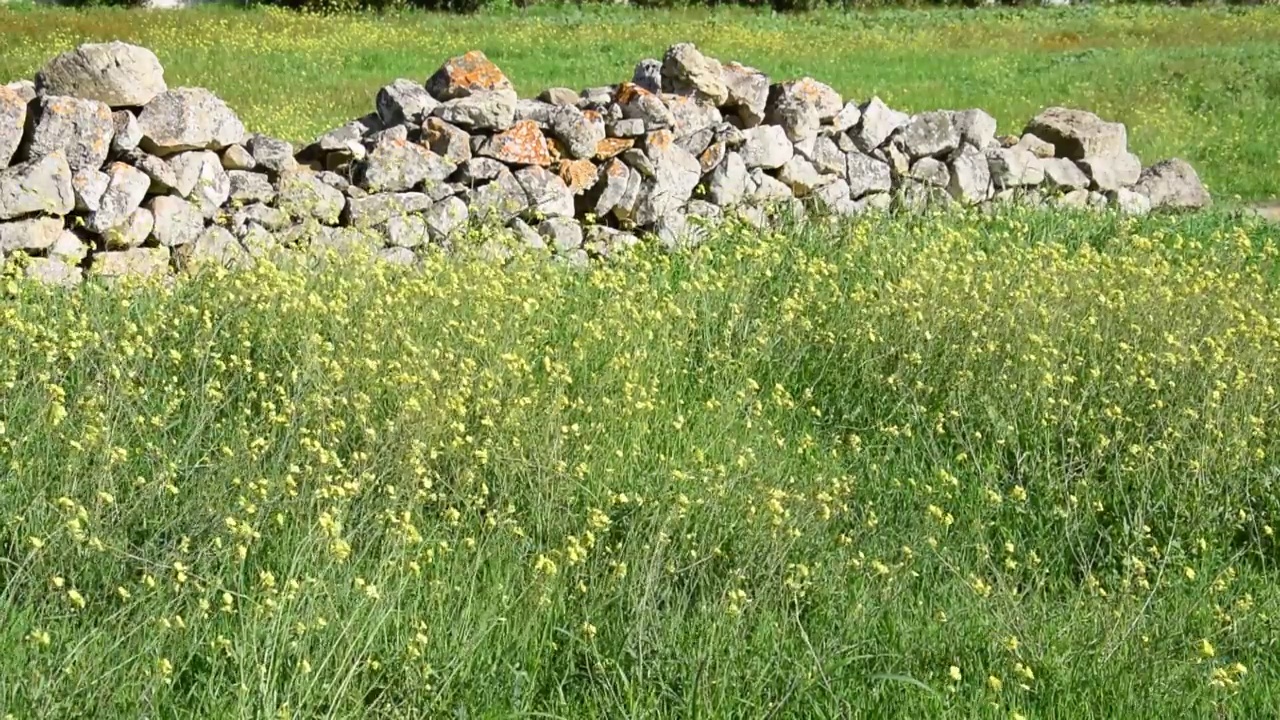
[0, 40, 1212, 286]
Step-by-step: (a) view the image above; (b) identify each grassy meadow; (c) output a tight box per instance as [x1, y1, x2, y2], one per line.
[5, 4, 1280, 719]
[0, 5, 1278, 199]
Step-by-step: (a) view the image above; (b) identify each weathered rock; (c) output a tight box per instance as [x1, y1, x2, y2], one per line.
[0, 216, 63, 253]
[174, 225, 249, 271]
[515, 99, 556, 128]
[852, 97, 909, 153]
[344, 191, 433, 227]
[805, 135, 846, 176]
[1041, 158, 1090, 191]
[246, 135, 296, 176]
[48, 230, 89, 264]
[24, 257, 82, 287]
[385, 213, 428, 248]
[90, 246, 170, 279]
[899, 111, 960, 159]
[947, 145, 992, 204]
[457, 157, 507, 185]
[557, 159, 597, 195]
[609, 169, 644, 224]
[477, 120, 552, 166]
[125, 149, 178, 192]
[0, 153, 75, 220]
[719, 62, 770, 127]
[953, 109, 998, 149]
[1109, 188, 1151, 216]
[138, 87, 244, 155]
[777, 155, 832, 196]
[741, 125, 793, 170]
[277, 169, 346, 224]
[908, 156, 951, 187]
[589, 159, 631, 218]
[1133, 158, 1210, 210]
[228, 170, 276, 204]
[845, 151, 892, 198]
[633, 130, 702, 225]
[506, 217, 546, 251]
[147, 195, 205, 246]
[812, 178, 851, 209]
[434, 90, 518, 131]
[707, 150, 748, 206]
[424, 196, 469, 240]
[36, 42, 166, 108]
[377, 79, 439, 127]
[230, 203, 289, 236]
[765, 92, 820, 145]
[515, 166, 574, 219]
[616, 83, 674, 129]
[661, 43, 728, 106]
[1055, 188, 1091, 208]
[87, 161, 149, 233]
[539, 87, 581, 106]
[427, 50, 514, 101]
[27, 95, 114, 172]
[378, 246, 417, 265]
[471, 171, 529, 223]
[608, 118, 646, 138]
[72, 168, 110, 212]
[167, 150, 229, 218]
[102, 206, 153, 250]
[0, 86, 25, 167]
[748, 170, 794, 203]
[1079, 152, 1141, 192]
[422, 117, 472, 166]
[666, 95, 722, 142]
[986, 147, 1045, 188]
[1015, 133, 1056, 159]
[358, 137, 454, 193]
[1024, 107, 1127, 160]
[698, 141, 726, 174]
[538, 216, 584, 252]
[110, 110, 142, 155]
[632, 59, 663, 95]
[220, 144, 256, 171]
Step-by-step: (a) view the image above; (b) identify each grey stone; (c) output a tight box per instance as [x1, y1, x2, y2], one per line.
[36, 42, 166, 108]
[174, 225, 249, 271]
[138, 87, 245, 155]
[986, 147, 1045, 188]
[167, 151, 229, 218]
[666, 95, 722, 141]
[247, 135, 296, 176]
[1041, 158, 1090, 191]
[846, 151, 892, 198]
[277, 169, 346, 224]
[590, 158, 632, 218]
[87, 161, 150, 233]
[377, 79, 439, 127]
[515, 166, 574, 219]
[344, 192, 433, 228]
[228, 170, 276, 204]
[72, 168, 110, 213]
[608, 118, 646, 138]
[806, 135, 847, 176]
[0, 153, 75, 220]
[1133, 158, 1210, 210]
[0, 216, 63, 253]
[110, 110, 142, 155]
[632, 59, 662, 95]
[708, 151, 748, 207]
[908, 157, 951, 187]
[765, 91, 820, 145]
[609, 169, 644, 224]
[741, 125, 793, 170]
[424, 196, 468, 240]
[538, 216, 584, 252]
[377, 246, 417, 265]
[634, 131, 702, 225]
[471, 171, 529, 224]
[1079, 152, 1141, 192]
[147, 195, 205, 246]
[220, 144, 256, 171]
[507, 217, 546, 251]
[102, 206, 153, 250]
[617, 83, 674, 129]
[953, 109, 998, 149]
[549, 105, 606, 160]
[0, 86, 25, 167]
[946, 145, 992, 204]
[697, 140, 726, 174]
[777, 155, 832, 197]
[812, 178, 851, 209]
[661, 43, 728, 105]
[720, 62, 770, 127]
[126, 149, 178, 192]
[358, 137, 453, 193]
[515, 99, 556, 128]
[434, 90, 518, 132]
[240, 223, 279, 258]
[27, 95, 114, 172]
[830, 102, 862, 134]
[24, 257, 82, 287]
[899, 111, 960, 159]
[1109, 188, 1151, 216]
[1055, 188, 1091, 208]
[316, 171, 349, 193]
[1015, 133, 1056, 159]
[385, 213, 428, 248]
[748, 169, 794, 203]
[5, 80, 35, 104]
[852, 97, 909, 152]
[231, 203, 289, 236]
[1024, 107, 1127, 160]
[457, 157, 507, 185]
[90, 246, 170, 279]
[426, 50, 514, 101]
[48, 230, 89, 264]
[422, 117, 473, 166]
[686, 199, 723, 221]
[539, 87, 581, 106]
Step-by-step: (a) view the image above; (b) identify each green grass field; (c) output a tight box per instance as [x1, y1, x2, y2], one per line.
[5, 5, 1280, 719]
[0, 5, 1278, 199]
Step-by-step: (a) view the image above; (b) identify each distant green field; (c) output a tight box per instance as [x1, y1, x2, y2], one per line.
[0, 5, 1277, 199]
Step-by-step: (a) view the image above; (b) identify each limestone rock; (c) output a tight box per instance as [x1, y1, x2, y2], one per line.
[1024, 107, 1127, 160]
[422, 117, 473, 166]
[427, 51, 514, 101]
[35, 42, 166, 108]
[661, 43, 728, 106]
[589, 158, 632, 218]
[845, 151, 892, 198]
[908, 157, 951, 188]
[538, 216, 584, 252]
[102, 206, 153, 250]
[147, 195, 205, 246]
[0, 153, 75, 220]
[946, 145, 992, 204]
[720, 62, 770, 127]
[377, 79, 439, 127]
[138, 87, 245, 155]
[48, 230, 89, 264]
[471, 171, 529, 223]
[110, 110, 142, 155]
[71, 168, 109, 213]
[515, 166, 574, 219]
[477, 120, 552, 166]
[358, 137, 454, 193]
[1079, 152, 1141, 192]
[986, 147, 1045, 188]
[0, 86, 25, 167]
[277, 169, 346, 224]
[741, 125, 793, 170]
[632, 59, 663, 95]
[0, 216, 64, 253]
[852, 97, 909, 153]
[616, 83, 674, 129]
[539, 87, 581, 106]
[91, 246, 171, 279]
[953, 109, 998, 149]
[87, 161, 149, 233]
[246, 135, 296, 176]
[899, 111, 960, 159]
[435, 90, 518, 132]
[344, 191, 433, 228]
[27, 95, 114, 172]
[228, 170, 276, 204]
[1133, 158, 1210, 210]
[220, 144, 256, 171]
[708, 151, 748, 207]
[167, 150, 229, 218]
[424, 196, 469, 240]
[1041, 158, 1090, 191]
[1108, 188, 1151, 216]
[174, 225, 249, 271]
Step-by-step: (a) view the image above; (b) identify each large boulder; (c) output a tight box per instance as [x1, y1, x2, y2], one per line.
[1132, 158, 1210, 210]
[0, 86, 26, 167]
[35, 42, 166, 108]
[1024, 107, 1127, 160]
[139, 87, 245, 155]
[661, 43, 728, 106]
[26, 95, 114, 173]
[0, 153, 75, 220]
